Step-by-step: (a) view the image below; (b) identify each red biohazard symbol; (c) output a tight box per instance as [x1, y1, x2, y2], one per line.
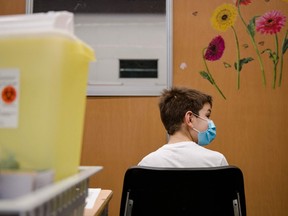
[1, 85, 17, 104]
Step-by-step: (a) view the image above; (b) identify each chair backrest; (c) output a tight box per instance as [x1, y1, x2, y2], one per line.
[120, 165, 246, 216]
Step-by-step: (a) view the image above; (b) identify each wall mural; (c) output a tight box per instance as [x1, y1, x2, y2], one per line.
[195, 0, 288, 99]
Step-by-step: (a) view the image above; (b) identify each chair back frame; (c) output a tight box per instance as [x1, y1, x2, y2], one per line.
[120, 165, 246, 216]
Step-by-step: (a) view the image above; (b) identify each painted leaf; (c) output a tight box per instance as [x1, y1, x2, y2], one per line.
[261, 48, 272, 55]
[223, 62, 231, 68]
[262, 49, 279, 62]
[234, 57, 254, 71]
[199, 71, 213, 84]
[247, 16, 258, 38]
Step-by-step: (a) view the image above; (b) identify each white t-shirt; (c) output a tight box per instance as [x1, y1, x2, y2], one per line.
[138, 141, 228, 167]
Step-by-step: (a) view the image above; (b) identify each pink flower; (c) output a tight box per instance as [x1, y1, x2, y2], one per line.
[256, 10, 286, 35]
[234, 0, 252, 6]
[204, 35, 225, 61]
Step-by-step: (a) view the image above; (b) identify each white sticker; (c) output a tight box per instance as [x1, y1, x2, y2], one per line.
[0, 69, 20, 128]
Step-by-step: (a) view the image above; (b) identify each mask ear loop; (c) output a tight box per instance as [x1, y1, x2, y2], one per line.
[190, 112, 200, 133]
[191, 112, 210, 134]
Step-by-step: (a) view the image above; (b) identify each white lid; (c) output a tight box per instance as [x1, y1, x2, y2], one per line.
[0, 11, 74, 36]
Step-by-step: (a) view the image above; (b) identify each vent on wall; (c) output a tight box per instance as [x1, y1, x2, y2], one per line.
[119, 59, 158, 78]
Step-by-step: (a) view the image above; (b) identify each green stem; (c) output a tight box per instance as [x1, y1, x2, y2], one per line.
[213, 82, 227, 100]
[237, 0, 248, 27]
[231, 26, 241, 90]
[278, 30, 288, 87]
[273, 34, 279, 89]
[237, 1, 266, 86]
[202, 48, 226, 100]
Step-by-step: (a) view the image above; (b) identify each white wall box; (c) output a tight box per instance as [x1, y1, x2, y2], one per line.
[28, 0, 173, 96]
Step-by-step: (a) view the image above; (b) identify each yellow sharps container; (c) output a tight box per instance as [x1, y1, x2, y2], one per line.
[0, 12, 95, 181]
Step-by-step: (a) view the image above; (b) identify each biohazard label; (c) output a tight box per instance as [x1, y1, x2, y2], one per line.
[0, 69, 20, 128]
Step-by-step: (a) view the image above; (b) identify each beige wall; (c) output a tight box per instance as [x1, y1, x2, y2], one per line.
[81, 97, 166, 216]
[173, 1, 288, 216]
[0, 0, 26, 15]
[84, 1, 288, 215]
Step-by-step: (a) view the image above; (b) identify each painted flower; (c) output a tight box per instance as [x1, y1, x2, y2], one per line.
[236, 0, 266, 86]
[233, 0, 252, 6]
[256, 10, 286, 35]
[257, 10, 287, 88]
[204, 35, 225, 61]
[199, 36, 226, 99]
[211, 4, 246, 89]
[211, 4, 237, 32]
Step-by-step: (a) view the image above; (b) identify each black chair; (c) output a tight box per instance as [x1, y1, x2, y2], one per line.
[120, 166, 246, 216]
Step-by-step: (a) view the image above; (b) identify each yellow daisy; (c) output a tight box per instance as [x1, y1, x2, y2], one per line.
[211, 4, 237, 32]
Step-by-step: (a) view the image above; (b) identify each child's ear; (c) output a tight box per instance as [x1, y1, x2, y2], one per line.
[184, 111, 194, 125]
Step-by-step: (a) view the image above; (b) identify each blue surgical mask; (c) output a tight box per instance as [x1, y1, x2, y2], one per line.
[192, 114, 216, 146]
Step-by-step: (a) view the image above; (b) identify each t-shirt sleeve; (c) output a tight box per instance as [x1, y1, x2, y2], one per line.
[220, 156, 229, 166]
[138, 154, 152, 166]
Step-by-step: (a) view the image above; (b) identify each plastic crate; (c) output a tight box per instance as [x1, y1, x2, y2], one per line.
[0, 166, 102, 216]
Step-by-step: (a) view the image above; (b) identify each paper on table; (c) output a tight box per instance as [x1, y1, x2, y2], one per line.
[85, 188, 101, 209]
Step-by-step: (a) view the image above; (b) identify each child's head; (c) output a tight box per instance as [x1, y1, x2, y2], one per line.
[159, 87, 213, 135]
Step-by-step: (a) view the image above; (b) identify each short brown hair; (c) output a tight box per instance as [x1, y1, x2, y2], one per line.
[159, 87, 212, 135]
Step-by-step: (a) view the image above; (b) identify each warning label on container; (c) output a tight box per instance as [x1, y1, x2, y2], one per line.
[0, 69, 20, 128]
